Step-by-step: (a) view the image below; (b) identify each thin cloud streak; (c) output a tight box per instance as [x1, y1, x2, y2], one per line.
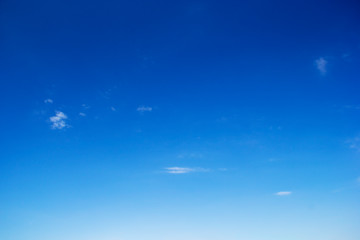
[275, 191, 292, 196]
[137, 106, 152, 113]
[164, 167, 209, 174]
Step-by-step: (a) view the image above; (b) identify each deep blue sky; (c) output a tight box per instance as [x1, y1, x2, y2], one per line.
[1, 0, 360, 239]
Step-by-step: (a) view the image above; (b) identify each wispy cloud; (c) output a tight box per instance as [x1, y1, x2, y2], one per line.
[177, 152, 203, 159]
[218, 168, 228, 171]
[348, 137, 360, 151]
[275, 191, 292, 196]
[79, 112, 86, 117]
[343, 105, 360, 110]
[82, 104, 90, 109]
[164, 167, 208, 174]
[49, 111, 69, 129]
[137, 106, 152, 113]
[44, 99, 53, 104]
[342, 53, 352, 62]
[315, 57, 328, 75]
[100, 86, 117, 99]
[111, 106, 116, 112]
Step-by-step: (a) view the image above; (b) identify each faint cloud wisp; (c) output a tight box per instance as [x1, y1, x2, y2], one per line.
[275, 191, 292, 196]
[82, 104, 90, 109]
[164, 167, 208, 174]
[348, 137, 360, 151]
[315, 57, 328, 75]
[177, 152, 203, 159]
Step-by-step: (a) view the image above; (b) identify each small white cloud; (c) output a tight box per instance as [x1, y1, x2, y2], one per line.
[44, 99, 53, 104]
[137, 106, 152, 113]
[275, 191, 292, 196]
[111, 106, 116, 112]
[315, 57, 328, 75]
[79, 112, 86, 117]
[164, 167, 208, 174]
[49, 111, 69, 129]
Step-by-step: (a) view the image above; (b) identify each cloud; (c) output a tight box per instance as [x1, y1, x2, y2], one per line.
[137, 106, 152, 113]
[275, 191, 292, 196]
[177, 152, 203, 159]
[82, 104, 90, 109]
[315, 57, 328, 75]
[164, 167, 208, 174]
[348, 137, 360, 151]
[49, 111, 69, 129]
[343, 105, 360, 110]
[111, 106, 116, 112]
[79, 112, 86, 117]
[218, 168, 228, 171]
[44, 99, 53, 104]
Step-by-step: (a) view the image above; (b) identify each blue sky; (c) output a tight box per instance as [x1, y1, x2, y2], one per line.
[1, 0, 360, 239]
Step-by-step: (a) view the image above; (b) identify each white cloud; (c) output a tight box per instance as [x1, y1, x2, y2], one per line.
[44, 99, 53, 104]
[164, 167, 208, 174]
[111, 106, 116, 112]
[137, 106, 152, 113]
[315, 57, 328, 75]
[79, 112, 86, 117]
[49, 111, 69, 129]
[275, 191, 292, 196]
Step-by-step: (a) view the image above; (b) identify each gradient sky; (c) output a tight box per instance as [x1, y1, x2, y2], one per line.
[1, 0, 360, 239]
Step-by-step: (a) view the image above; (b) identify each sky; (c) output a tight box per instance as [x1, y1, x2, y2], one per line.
[1, 0, 360, 239]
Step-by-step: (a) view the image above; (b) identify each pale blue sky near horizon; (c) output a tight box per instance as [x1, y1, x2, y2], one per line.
[1, 0, 360, 239]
